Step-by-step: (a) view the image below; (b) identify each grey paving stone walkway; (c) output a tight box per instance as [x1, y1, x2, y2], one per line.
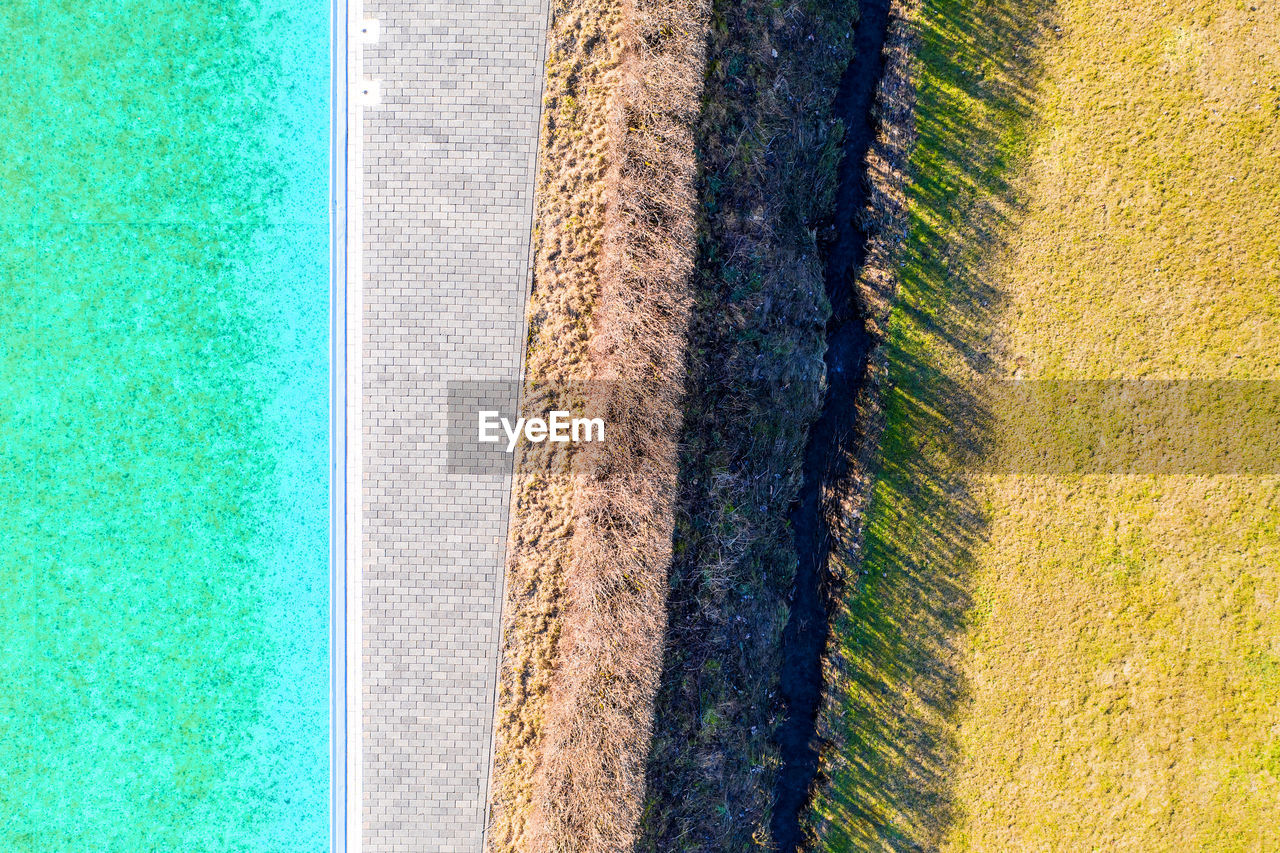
[358, 2, 548, 850]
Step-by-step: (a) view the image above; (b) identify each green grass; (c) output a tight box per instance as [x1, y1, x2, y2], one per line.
[811, 0, 1280, 847]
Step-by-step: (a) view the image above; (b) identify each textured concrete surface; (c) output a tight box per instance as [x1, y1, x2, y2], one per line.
[357, 1, 547, 849]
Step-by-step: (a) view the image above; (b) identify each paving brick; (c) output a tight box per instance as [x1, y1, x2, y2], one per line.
[357, 1, 548, 849]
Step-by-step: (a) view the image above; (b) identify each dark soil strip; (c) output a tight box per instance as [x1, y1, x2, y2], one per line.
[771, 0, 894, 849]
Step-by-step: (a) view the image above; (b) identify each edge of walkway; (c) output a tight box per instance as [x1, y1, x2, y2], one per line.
[331, 0, 353, 849]
[479, 0, 554, 844]
[343, 0, 552, 848]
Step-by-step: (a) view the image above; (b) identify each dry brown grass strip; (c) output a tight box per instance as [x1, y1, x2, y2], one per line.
[526, 1, 708, 849]
[488, 0, 624, 847]
[490, 0, 707, 848]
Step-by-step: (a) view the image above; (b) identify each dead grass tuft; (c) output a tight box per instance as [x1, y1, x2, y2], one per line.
[489, 0, 708, 848]
[527, 3, 708, 848]
[488, 0, 623, 846]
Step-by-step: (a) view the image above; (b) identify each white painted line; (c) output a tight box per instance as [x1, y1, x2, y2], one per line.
[343, 0, 364, 850]
[330, 0, 351, 850]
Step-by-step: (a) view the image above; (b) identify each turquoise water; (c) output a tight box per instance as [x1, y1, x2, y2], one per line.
[1, 1, 330, 849]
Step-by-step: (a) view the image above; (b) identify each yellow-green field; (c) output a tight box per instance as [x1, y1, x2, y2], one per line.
[812, 0, 1280, 848]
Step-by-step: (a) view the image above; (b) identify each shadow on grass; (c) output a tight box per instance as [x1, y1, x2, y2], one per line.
[636, 0, 860, 849]
[808, 0, 1056, 848]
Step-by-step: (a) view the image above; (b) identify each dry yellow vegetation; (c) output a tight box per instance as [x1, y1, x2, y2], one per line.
[488, 2, 621, 846]
[488, 0, 707, 848]
[813, 0, 1280, 848]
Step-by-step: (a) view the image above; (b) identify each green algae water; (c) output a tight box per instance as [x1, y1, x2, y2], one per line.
[0, 1, 330, 849]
